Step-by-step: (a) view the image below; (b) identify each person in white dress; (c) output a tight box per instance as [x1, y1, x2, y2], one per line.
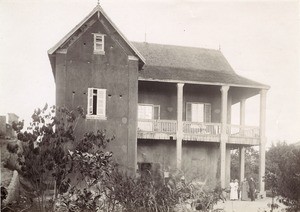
[230, 179, 239, 200]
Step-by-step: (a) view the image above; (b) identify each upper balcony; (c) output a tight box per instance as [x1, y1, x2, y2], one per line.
[137, 119, 260, 145]
[137, 81, 266, 146]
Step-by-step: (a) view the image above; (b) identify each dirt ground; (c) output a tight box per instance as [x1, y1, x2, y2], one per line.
[214, 197, 287, 212]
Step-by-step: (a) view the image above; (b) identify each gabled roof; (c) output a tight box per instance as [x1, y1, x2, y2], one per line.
[48, 5, 145, 63]
[133, 42, 269, 89]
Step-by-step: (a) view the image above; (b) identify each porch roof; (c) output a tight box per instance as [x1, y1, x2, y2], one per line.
[133, 42, 269, 89]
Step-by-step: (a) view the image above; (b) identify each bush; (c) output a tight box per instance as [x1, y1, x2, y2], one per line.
[265, 142, 300, 212]
[104, 170, 178, 212]
[5, 105, 114, 212]
[5, 104, 224, 212]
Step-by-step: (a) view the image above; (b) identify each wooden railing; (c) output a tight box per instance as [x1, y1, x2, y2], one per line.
[183, 122, 221, 135]
[138, 119, 177, 133]
[137, 119, 260, 143]
[227, 124, 260, 138]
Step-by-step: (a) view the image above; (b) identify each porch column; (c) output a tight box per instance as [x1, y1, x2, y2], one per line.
[259, 89, 267, 197]
[239, 99, 246, 182]
[176, 83, 184, 170]
[220, 85, 229, 188]
[239, 147, 245, 182]
[240, 99, 246, 136]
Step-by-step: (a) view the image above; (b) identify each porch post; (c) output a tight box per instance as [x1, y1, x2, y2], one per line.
[176, 83, 184, 170]
[259, 89, 267, 197]
[240, 99, 246, 136]
[220, 85, 229, 188]
[239, 99, 246, 182]
[239, 147, 245, 182]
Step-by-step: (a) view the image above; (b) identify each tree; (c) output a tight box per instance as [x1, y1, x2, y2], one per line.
[230, 147, 259, 183]
[265, 142, 300, 211]
[6, 104, 114, 212]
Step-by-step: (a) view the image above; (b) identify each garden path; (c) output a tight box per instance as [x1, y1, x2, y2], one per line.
[214, 197, 286, 212]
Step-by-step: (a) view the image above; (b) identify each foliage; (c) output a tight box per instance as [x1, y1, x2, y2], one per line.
[265, 142, 300, 211]
[6, 104, 114, 212]
[56, 167, 223, 212]
[56, 148, 116, 212]
[1, 186, 8, 203]
[187, 184, 224, 211]
[5, 104, 224, 212]
[104, 170, 179, 212]
[230, 147, 259, 183]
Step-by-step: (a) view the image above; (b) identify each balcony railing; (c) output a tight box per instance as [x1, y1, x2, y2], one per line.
[183, 122, 221, 135]
[227, 124, 260, 138]
[138, 119, 177, 133]
[138, 119, 260, 144]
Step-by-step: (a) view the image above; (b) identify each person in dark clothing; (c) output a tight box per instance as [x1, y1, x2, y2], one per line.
[248, 177, 256, 201]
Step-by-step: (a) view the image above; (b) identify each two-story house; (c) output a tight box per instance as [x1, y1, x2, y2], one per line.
[48, 5, 269, 195]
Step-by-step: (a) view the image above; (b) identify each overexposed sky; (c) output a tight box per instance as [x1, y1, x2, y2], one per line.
[0, 0, 299, 144]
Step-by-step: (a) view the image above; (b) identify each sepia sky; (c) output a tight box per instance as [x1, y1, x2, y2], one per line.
[0, 0, 299, 145]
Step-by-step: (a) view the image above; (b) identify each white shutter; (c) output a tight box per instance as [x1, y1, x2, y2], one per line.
[87, 88, 93, 115]
[204, 103, 211, 123]
[153, 105, 160, 119]
[138, 105, 153, 120]
[191, 103, 204, 122]
[186, 102, 192, 121]
[96, 89, 106, 117]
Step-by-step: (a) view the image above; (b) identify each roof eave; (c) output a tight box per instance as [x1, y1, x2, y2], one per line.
[47, 5, 145, 66]
[48, 6, 99, 55]
[98, 6, 146, 64]
[138, 77, 270, 90]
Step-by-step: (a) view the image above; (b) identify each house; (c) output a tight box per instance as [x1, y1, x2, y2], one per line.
[0, 113, 19, 139]
[48, 4, 269, 195]
[0, 116, 6, 137]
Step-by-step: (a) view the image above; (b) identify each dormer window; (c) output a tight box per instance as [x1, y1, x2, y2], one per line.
[93, 33, 105, 54]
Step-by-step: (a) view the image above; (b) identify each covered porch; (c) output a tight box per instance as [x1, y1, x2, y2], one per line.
[138, 80, 268, 195]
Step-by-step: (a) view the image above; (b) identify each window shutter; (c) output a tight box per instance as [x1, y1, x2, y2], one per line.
[87, 88, 93, 115]
[97, 89, 106, 116]
[204, 103, 211, 123]
[94, 34, 104, 52]
[153, 105, 160, 120]
[186, 102, 192, 121]
[93, 35, 97, 51]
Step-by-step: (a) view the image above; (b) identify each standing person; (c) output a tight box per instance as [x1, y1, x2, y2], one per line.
[236, 179, 240, 200]
[248, 177, 256, 201]
[230, 180, 238, 200]
[240, 178, 250, 201]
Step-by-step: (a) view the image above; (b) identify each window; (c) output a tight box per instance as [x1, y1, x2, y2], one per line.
[138, 104, 160, 120]
[137, 104, 160, 131]
[87, 88, 106, 119]
[93, 33, 105, 54]
[186, 102, 211, 122]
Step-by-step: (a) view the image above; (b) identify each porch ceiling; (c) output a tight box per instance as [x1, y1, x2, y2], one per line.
[138, 80, 260, 105]
[138, 65, 269, 90]
[230, 86, 261, 104]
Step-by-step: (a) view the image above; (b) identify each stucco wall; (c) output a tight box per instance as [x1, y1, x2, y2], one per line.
[138, 139, 222, 185]
[138, 81, 222, 123]
[54, 16, 139, 173]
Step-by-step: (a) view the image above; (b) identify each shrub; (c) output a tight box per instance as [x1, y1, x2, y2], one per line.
[103, 170, 179, 212]
[265, 142, 300, 212]
[6, 104, 114, 212]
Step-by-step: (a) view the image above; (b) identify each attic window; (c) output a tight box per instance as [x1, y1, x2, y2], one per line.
[93, 33, 105, 54]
